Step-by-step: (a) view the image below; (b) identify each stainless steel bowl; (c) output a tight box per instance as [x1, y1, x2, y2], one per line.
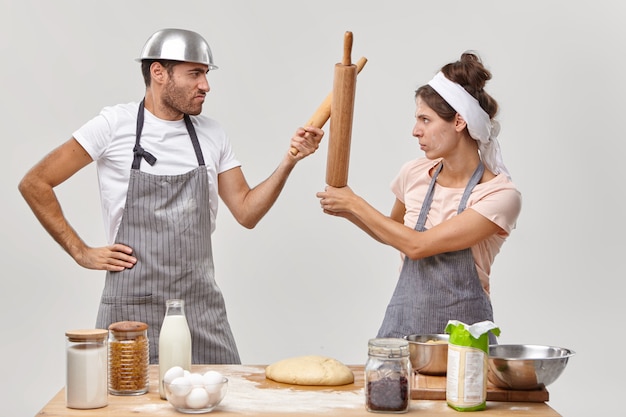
[488, 344, 575, 390]
[138, 28, 218, 69]
[404, 334, 449, 375]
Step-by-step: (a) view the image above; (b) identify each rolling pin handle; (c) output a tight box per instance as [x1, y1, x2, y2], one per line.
[343, 31, 353, 66]
[290, 55, 367, 157]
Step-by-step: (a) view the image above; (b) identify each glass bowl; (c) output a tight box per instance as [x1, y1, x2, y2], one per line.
[164, 372, 228, 413]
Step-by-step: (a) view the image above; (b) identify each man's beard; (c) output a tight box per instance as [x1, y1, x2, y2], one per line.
[163, 81, 202, 116]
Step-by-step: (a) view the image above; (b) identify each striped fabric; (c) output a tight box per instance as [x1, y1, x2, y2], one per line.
[377, 163, 495, 342]
[96, 103, 240, 364]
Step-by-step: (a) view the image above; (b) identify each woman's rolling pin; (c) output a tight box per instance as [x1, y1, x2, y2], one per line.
[326, 31, 358, 188]
[289, 55, 367, 156]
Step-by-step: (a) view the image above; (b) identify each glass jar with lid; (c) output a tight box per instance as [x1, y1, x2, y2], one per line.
[108, 321, 149, 395]
[365, 338, 412, 413]
[65, 329, 109, 409]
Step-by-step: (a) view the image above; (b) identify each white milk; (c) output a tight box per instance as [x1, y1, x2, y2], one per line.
[66, 343, 108, 409]
[158, 314, 192, 399]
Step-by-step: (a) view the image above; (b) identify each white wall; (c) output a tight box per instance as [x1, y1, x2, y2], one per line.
[2, 1, 623, 416]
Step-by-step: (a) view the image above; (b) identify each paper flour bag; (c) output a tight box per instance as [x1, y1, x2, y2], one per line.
[444, 320, 500, 412]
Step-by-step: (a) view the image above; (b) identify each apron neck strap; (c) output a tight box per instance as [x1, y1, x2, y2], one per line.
[415, 161, 484, 230]
[183, 113, 205, 166]
[133, 99, 157, 169]
[457, 162, 484, 214]
[132, 98, 206, 170]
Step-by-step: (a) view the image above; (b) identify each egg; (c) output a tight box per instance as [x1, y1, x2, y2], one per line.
[186, 387, 210, 409]
[166, 390, 188, 408]
[188, 372, 205, 387]
[163, 366, 185, 384]
[203, 370, 225, 393]
[168, 376, 193, 397]
[203, 370, 223, 384]
[207, 390, 224, 404]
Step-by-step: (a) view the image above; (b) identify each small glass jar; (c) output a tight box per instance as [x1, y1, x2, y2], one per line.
[108, 321, 149, 395]
[65, 329, 109, 409]
[365, 338, 411, 413]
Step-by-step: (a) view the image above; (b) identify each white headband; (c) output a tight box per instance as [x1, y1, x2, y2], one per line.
[427, 71, 511, 179]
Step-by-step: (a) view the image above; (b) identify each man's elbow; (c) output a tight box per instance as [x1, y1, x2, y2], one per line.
[238, 217, 260, 230]
[17, 175, 34, 199]
[230, 210, 260, 229]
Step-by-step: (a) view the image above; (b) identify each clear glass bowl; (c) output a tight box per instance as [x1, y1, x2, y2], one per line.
[164, 376, 228, 413]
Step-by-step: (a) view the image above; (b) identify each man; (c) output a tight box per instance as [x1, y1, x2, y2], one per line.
[18, 28, 323, 364]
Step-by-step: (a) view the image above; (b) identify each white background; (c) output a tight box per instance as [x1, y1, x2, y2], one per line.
[1, 1, 624, 416]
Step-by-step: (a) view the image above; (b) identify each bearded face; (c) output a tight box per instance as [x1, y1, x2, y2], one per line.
[161, 62, 209, 117]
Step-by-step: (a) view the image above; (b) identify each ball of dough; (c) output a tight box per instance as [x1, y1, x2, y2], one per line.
[265, 355, 354, 386]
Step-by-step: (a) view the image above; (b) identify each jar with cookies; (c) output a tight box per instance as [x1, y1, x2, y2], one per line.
[108, 321, 149, 395]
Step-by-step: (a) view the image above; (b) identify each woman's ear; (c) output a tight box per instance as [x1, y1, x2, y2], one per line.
[455, 113, 467, 133]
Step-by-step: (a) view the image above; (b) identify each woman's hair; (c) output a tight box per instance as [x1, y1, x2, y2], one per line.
[415, 52, 498, 122]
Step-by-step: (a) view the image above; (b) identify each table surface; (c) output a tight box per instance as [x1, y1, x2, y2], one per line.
[36, 365, 562, 416]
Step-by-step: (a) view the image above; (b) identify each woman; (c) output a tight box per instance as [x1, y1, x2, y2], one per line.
[316, 52, 521, 341]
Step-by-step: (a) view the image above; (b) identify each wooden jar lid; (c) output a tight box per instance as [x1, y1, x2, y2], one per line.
[65, 329, 108, 342]
[108, 321, 149, 333]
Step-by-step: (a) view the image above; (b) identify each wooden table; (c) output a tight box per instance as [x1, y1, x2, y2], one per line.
[37, 365, 562, 416]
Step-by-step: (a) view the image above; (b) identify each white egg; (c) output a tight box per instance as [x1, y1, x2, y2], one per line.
[163, 366, 185, 384]
[167, 391, 188, 408]
[188, 372, 205, 387]
[207, 389, 224, 404]
[203, 370, 223, 384]
[203, 370, 225, 393]
[168, 376, 193, 397]
[186, 387, 209, 409]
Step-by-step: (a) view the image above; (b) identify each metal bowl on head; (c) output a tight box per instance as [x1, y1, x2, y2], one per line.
[488, 344, 575, 390]
[138, 28, 218, 69]
[404, 334, 449, 375]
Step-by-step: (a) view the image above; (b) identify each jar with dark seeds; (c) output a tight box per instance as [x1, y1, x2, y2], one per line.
[365, 338, 411, 413]
[367, 375, 409, 412]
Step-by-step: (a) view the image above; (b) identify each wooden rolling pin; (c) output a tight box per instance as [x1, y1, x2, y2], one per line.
[289, 55, 367, 156]
[326, 31, 358, 188]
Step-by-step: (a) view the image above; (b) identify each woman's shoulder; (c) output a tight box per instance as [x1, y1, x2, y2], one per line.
[399, 157, 440, 175]
[480, 173, 521, 196]
[392, 157, 439, 197]
[471, 174, 522, 232]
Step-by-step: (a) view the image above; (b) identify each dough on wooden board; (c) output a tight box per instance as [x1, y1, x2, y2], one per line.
[265, 355, 354, 386]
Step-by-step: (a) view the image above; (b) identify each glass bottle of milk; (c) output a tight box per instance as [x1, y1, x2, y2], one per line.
[158, 299, 192, 399]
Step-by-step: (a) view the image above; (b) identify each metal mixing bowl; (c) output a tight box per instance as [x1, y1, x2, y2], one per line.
[487, 344, 575, 390]
[404, 334, 449, 375]
[138, 28, 218, 69]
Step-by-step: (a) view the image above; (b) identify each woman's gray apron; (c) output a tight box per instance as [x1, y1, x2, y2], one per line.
[377, 162, 496, 342]
[96, 100, 241, 364]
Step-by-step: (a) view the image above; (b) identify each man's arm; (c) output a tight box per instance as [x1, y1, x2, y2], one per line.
[18, 138, 136, 271]
[218, 126, 323, 229]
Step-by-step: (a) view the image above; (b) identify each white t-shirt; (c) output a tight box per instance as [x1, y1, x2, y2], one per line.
[390, 157, 522, 295]
[73, 101, 241, 244]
